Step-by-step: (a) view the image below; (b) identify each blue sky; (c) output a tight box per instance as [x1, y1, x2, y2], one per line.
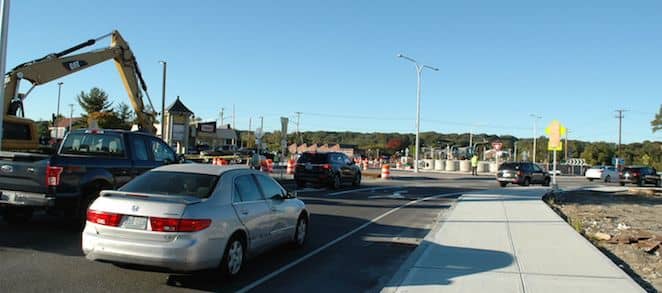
[5, 0, 661, 143]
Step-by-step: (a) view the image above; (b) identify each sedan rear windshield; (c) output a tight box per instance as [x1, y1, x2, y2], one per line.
[297, 153, 328, 164]
[498, 163, 521, 170]
[120, 171, 219, 198]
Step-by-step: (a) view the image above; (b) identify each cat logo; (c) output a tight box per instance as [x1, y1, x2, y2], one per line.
[62, 60, 88, 72]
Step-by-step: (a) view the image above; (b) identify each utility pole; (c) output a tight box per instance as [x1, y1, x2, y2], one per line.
[295, 111, 302, 144]
[530, 114, 541, 163]
[564, 128, 570, 161]
[232, 104, 235, 129]
[56, 82, 63, 121]
[248, 117, 252, 148]
[68, 104, 74, 132]
[0, 0, 11, 150]
[158, 60, 167, 138]
[615, 109, 625, 157]
[260, 116, 264, 130]
[220, 108, 224, 126]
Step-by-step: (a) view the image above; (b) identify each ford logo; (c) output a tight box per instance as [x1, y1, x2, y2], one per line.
[1, 165, 13, 173]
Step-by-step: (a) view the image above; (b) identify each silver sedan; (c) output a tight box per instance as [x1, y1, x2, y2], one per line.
[82, 164, 309, 277]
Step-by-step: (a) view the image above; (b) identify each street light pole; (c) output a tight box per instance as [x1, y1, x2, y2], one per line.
[158, 60, 167, 138]
[398, 53, 438, 173]
[56, 81, 63, 118]
[530, 114, 541, 163]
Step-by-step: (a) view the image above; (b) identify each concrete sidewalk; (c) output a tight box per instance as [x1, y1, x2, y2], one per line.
[383, 188, 644, 293]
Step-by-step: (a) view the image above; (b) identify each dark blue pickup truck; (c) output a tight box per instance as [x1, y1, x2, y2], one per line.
[0, 129, 180, 224]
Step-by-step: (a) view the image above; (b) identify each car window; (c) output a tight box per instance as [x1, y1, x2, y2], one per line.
[60, 132, 125, 157]
[498, 163, 520, 170]
[234, 175, 264, 202]
[297, 153, 328, 164]
[255, 174, 286, 199]
[532, 164, 542, 172]
[132, 137, 149, 161]
[149, 138, 176, 162]
[330, 153, 344, 164]
[120, 171, 218, 198]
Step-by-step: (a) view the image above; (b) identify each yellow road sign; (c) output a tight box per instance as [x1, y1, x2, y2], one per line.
[545, 120, 566, 151]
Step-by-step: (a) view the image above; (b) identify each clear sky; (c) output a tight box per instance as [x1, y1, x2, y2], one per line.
[5, 0, 661, 143]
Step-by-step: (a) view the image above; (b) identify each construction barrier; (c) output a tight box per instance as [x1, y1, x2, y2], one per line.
[362, 159, 368, 171]
[266, 159, 274, 173]
[381, 164, 391, 179]
[286, 160, 295, 175]
[396, 161, 402, 169]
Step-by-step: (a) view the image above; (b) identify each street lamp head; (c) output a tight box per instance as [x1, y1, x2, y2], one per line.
[397, 53, 403, 58]
[158, 60, 166, 64]
[57, 82, 63, 86]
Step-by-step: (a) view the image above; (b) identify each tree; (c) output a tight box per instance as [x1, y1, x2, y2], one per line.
[77, 87, 113, 113]
[652, 105, 662, 133]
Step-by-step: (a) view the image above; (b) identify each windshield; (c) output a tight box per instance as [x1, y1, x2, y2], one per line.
[498, 163, 521, 171]
[297, 153, 328, 164]
[120, 171, 219, 198]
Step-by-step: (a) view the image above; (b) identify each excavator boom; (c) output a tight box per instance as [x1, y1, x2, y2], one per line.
[2, 30, 156, 151]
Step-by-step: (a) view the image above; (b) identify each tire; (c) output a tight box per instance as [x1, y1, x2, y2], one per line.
[499, 182, 508, 188]
[2, 207, 33, 225]
[620, 182, 625, 186]
[604, 175, 610, 183]
[522, 177, 531, 186]
[220, 235, 246, 278]
[637, 180, 643, 187]
[330, 173, 341, 190]
[656, 180, 661, 187]
[588, 178, 594, 182]
[352, 172, 361, 187]
[292, 215, 308, 247]
[543, 178, 550, 187]
[296, 180, 306, 188]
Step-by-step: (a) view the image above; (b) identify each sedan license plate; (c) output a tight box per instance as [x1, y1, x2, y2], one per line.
[121, 216, 147, 230]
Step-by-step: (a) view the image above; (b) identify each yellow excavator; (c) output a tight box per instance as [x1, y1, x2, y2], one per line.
[2, 30, 157, 151]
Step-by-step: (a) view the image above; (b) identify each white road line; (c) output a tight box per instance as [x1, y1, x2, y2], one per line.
[327, 186, 397, 196]
[236, 191, 464, 293]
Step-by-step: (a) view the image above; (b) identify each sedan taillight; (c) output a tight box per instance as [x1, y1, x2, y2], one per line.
[150, 217, 211, 232]
[87, 210, 122, 227]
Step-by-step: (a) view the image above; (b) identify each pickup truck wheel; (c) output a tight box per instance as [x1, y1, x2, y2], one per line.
[2, 207, 33, 224]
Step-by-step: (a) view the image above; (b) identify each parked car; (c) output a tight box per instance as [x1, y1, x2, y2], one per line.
[496, 162, 551, 187]
[585, 165, 619, 183]
[619, 166, 661, 187]
[0, 129, 181, 224]
[83, 164, 308, 277]
[294, 152, 361, 189]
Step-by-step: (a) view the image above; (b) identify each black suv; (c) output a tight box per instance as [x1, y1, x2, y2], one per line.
[294, 152, 361, 189]
[496, 162, 551, 187]
[619, 166, 661, 187]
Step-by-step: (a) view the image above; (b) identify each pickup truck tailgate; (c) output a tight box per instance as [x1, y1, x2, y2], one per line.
[0, 152, 50, 194]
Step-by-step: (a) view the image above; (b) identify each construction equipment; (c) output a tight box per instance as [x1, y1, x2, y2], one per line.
[2, 30, 157, 151]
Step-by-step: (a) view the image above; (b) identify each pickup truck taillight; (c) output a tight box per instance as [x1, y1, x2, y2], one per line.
[517, 171, 523, 177]
[46, 165, 64, 186]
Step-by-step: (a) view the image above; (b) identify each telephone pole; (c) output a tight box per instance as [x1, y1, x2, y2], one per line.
[564, 128, 570, 161]
[615, 109, 626, 156]
[220, 108, 224, 126]
[295, 111, 302, 144]
[232, 104, 235, 129]
[68, 104, 74, 132]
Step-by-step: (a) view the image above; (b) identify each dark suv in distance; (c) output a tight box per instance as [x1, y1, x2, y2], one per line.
[294, 152, 361, 189]
[619, 166, 661, 187]
[496, 162, 551, 187]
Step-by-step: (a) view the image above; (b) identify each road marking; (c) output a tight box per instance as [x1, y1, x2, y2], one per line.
[327, 186, 398, 196]
[236, 191, 464, 293]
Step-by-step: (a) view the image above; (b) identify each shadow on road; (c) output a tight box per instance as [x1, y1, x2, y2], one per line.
[0, 213, 83, 257]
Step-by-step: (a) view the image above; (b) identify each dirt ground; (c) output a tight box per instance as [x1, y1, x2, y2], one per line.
[547, 189, 662, 292]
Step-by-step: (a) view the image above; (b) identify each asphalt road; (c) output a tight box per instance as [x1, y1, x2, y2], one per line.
[0, 171, 603, 293]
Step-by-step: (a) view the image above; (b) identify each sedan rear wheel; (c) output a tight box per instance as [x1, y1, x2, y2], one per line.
[522, 177, 531, 186]
[221, 236, 245, 278]
[499, 182, 508, 188]
[543, 178, 551, 187]
[352, 173, 361, 187]
[604, 175, 611, 183]
[293, 216, 308, 247]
